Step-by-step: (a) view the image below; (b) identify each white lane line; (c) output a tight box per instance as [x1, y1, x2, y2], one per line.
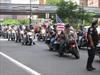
[0, 38, 8, 41]
[0, 52, 41, 75]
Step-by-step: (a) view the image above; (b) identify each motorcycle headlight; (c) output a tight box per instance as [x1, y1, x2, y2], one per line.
[8, 31, 11, 34]
[12, 30, 15, 33]
[20, 31, 24, 34]
[27, 32, 32, 36]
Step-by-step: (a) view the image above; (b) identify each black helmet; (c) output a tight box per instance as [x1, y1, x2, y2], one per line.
[92, 19, 98, 26]
[65, 24, 70, 29]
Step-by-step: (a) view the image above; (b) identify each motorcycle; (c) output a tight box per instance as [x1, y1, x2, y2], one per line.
[7, 30, 11, 41]
[58, 30, 80, 59]
[48, 34, 60, 51]
[4, 30, 8, 39]
[96, 43, 100, 59]
[22, 31, 33, 45]
[58, 40, 80, 59]
[0, 30, 2, 37]
[15, 30, 21, 43]
[16, 29, 25, 43]
[11, 30, 16, 41]
[38, 29, 46, 42]
[0, 26, 2, 37]
[78, 32, 88, 49]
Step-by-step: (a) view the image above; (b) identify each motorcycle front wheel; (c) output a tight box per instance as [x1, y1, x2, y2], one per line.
[72, 47, 80, 59]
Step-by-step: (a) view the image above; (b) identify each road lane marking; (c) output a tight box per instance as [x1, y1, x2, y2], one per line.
[0, 52, 41, 75]
[0, 38, 8, 41]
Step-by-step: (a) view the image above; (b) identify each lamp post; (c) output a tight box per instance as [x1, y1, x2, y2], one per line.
[29, 0, 32, 25]
[80, 3, 84, 25]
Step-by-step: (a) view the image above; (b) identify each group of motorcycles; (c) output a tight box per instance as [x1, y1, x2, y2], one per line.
[45, 25, 100, 59]
[0, 25, 100, 59]
[0, 25, 35, 46]
[45, 27, 80, 59]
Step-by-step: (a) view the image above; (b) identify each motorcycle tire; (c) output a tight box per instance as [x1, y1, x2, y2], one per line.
[19, 39, 21, 43]
[72, 47, 80, 59]
[8, 38, 10, 41]
[15, 40, 18, 43]
[54, 44, 60, 51]
[58, 48, 64, 57]
[49, 47, 53, 51]
[11, 38, 13, 41]
[22, 42, 24, 45]
[59, 52, 64, 57]
[99, 53, 100, 58]
[29, 38, 32, 45]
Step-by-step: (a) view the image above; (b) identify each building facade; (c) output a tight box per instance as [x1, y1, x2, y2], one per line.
[39, 0, 46, 4]
[79, 0, 100, 7]
[0, 0, 11, 3]
[0, 0, 12, 20]
[80, 0, 88, 6]
[88, 0, 100, 7]
[16, 0, 47, 20]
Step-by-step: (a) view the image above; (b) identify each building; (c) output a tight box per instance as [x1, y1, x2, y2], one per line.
[16, 15, 28, 19]
[15, 0, 47, 20]
[39, 0, 46, 4]
[88, 0, 100, 7]
[79, 0, 100, 7]
[11, 0, 46, 4]
[0, 0, 12, 20]
[31, 0, 39, 4]
[0, 0, 11, 3]
[80, 0, 88, 6]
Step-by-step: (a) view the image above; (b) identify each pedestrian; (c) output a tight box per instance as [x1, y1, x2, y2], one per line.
[86, 19, 99, 71]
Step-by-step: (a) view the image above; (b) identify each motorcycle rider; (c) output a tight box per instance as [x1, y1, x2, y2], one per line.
[11, 26, 16, 41]
[24, 26, 30, 34]
[77, 25, 84, 47]
[64, 24, 75, 44]
[29, 25, 35, 45]
[58, 24, 73, 54]
[7, 26, 12, 40]
[58, 24, 78, 55]
[23, 26, 30, 44]
[15, 25, 23, 42]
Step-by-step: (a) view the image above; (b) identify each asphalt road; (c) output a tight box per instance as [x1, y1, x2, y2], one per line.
[0, 38, 100, 75]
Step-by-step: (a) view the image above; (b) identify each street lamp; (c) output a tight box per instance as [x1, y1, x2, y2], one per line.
[29, 0, 32, 25]
[80, 3, 84, 25]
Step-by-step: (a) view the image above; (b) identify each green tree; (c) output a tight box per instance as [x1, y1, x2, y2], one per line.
[3, 18, 20, 25]
[2, 18, 30, 25]
[57, 0, 78, 25]
[19, 19, 30, 25]
[76, 7, 95, 25]
[57, 0, 95, 27]
[46, 0, 62, 5]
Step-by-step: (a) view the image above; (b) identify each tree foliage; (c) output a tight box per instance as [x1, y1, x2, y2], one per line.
[76, 7, 94, 23]
[18, 19, 30, 25]
[2, 18, 30, 25]
[3, 18, 20, 25]
[46, 0, 62, 5]
[57, 0, 94, 26]
[57, 0, 78, 24]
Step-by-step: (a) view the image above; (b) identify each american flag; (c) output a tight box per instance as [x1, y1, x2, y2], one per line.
[56, 14, 65, 31]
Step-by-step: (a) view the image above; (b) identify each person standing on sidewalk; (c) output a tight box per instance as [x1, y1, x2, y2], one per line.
[86, 20, 99, 71]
